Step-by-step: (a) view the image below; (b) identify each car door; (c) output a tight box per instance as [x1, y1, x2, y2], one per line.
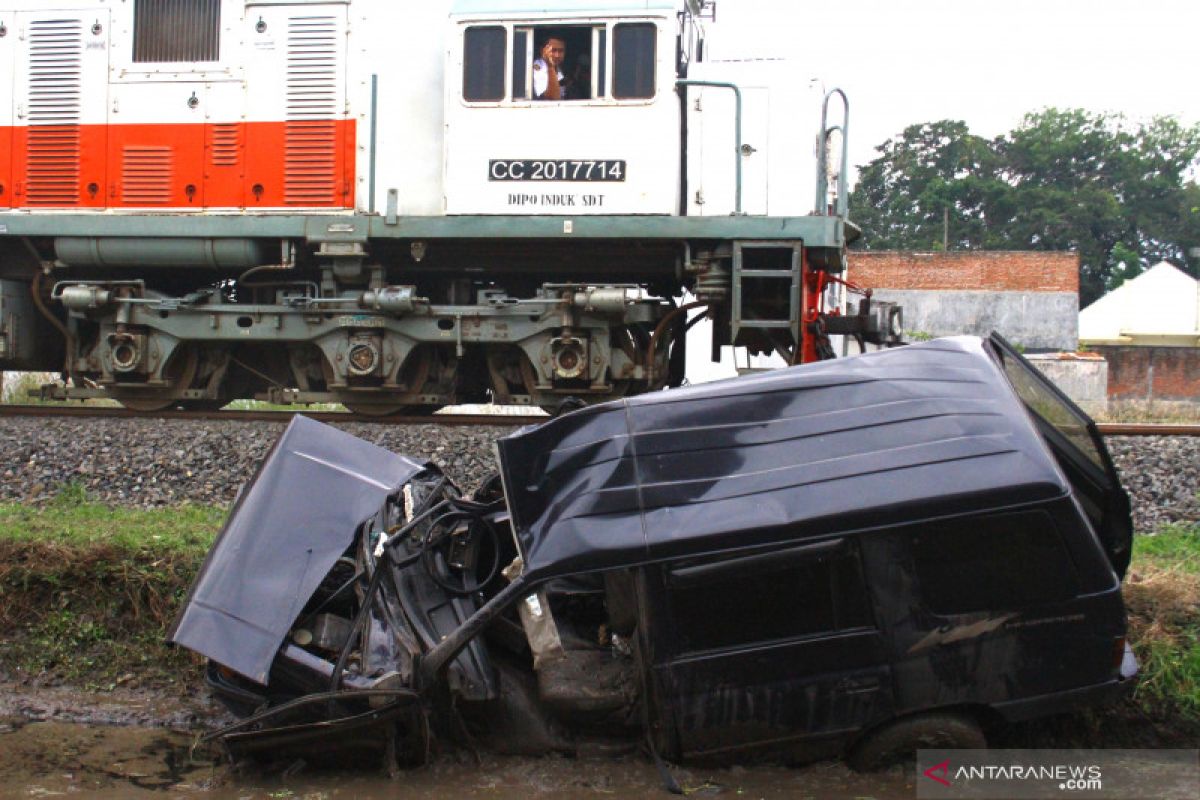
[649, 537, 894, 759]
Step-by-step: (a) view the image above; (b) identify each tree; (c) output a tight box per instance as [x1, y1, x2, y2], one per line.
[848, 121, 1007, 251]
[849, 109, 1200, 306]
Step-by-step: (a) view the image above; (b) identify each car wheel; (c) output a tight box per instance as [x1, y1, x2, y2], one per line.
[847, 712, 986, 772]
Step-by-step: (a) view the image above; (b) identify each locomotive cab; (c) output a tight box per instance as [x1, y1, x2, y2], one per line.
[444, 3, 679, 215]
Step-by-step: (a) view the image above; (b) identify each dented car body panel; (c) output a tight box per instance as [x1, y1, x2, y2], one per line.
[171, 335, 1135, 765]
[168, 416, 427, 684]
[499, 336, 1073, 581]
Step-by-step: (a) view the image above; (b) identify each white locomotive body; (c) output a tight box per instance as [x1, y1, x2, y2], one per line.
[0, 0, 892, 412]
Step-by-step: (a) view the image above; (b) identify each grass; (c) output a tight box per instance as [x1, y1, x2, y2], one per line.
[1096, 400, 1200, 424]
[0, 482, 225, 557]
[0, 485, 226, 688]
[1124, 522, 1200, 723]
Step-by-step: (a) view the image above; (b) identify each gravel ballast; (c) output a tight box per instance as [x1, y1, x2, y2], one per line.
[0, 416, 1196, 533]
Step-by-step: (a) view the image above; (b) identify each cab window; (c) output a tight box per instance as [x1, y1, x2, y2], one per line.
[464, 26, 507, 101]
[461, 22, 656, 103]
[613, 23, 655, 99]
[525, 25, 594, 101]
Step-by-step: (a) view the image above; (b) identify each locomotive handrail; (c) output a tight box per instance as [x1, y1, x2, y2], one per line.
[676, 79, 743, 214]
[815, 88, 850, 217]
[369, 74, 379, 214]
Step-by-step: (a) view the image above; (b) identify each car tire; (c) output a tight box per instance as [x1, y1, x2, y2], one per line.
[847, 712, 986, 772]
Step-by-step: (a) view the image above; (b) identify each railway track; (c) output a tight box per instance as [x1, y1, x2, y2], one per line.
[0, 403, 1197, 435]
[0, 403, 547, 428]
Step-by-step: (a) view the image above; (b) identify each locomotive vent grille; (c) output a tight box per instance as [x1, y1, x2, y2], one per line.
[25, 18, 83, 205]
[121, 146, 174, 204]
[210, 123, 240, 167]
[284, 15, 339, 205]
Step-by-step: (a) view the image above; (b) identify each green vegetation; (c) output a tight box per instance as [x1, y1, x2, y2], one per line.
[0, 371, 57, 404]
[1125, 522, 1200, 723]
[223, 398, 344, 412]
[1096, 401, 1200, 424]
[848, 110, 1200, 306]
[0, 486, 225, 688]
[0, 482, 225, 555]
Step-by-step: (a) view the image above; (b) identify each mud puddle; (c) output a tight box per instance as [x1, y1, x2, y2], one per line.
[0, 717, 915, 799]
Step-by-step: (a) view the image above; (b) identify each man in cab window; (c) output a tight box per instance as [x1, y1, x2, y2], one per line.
[534, 36, 567, 100]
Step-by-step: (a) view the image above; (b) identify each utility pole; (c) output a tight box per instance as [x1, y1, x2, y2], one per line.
[942, 207, 949, 251]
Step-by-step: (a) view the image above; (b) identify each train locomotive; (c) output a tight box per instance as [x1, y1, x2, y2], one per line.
[0, 0, 900, 413]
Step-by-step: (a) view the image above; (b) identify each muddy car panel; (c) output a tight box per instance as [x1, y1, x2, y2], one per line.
[172, 335, 1135, 765]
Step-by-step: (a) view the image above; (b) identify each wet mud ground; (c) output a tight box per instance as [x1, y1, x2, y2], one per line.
[0, 686, 914, 800]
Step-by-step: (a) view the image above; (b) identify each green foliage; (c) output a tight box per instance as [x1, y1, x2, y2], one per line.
[849, 109, 1200, 306]
[0, 499, 225, 558]
[0, 502, 225, 687]
[1133, 523, 1200, 574]
[0, 372, 57, 404]
[1126, 522, 1200, 722]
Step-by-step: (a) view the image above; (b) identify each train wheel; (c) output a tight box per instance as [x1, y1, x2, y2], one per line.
[115, 395, 180, 412]
[112, 346, 200, 412]
[340, 348, 440, 417]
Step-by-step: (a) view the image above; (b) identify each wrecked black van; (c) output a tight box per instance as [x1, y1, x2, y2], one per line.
[169, 334, 1136, 769]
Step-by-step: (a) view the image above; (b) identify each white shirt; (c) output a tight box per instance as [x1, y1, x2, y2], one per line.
[532, 58, 564, 99]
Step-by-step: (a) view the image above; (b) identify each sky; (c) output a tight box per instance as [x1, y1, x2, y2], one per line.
[709, 0, 1200, 181]
[689, 0, 1200, 380]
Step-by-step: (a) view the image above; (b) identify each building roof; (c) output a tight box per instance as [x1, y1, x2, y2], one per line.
[1079, 261, 1200, 345]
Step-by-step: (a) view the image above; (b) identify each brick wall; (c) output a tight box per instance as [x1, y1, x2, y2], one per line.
[1093, 345, 1200, 401]
[848, 251, 1079, 293]
[845, 251, 1081, 352]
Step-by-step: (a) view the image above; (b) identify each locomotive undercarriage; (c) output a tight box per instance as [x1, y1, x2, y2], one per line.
[33, 242, 684, 413]
[3, 214, 900, 413]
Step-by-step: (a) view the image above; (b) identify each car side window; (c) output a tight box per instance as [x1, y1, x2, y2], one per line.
[667, 540, 872, 654]
[912, 510, 1080, 614]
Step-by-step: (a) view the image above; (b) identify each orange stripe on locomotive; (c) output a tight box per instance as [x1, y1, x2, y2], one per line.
[2, 120, 355, 209]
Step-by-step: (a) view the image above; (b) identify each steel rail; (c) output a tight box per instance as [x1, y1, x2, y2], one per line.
[1095, 423, 1200, 437]
[0, 405, 1197, 435]
[0, 404, 546, 427]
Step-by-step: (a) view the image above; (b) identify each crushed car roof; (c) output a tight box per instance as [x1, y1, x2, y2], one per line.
[497, 336, 1070, 582]
[168, 416, 427, 684]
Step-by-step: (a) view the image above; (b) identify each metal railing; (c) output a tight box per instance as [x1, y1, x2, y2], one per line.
[815, 88, 850, 217]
